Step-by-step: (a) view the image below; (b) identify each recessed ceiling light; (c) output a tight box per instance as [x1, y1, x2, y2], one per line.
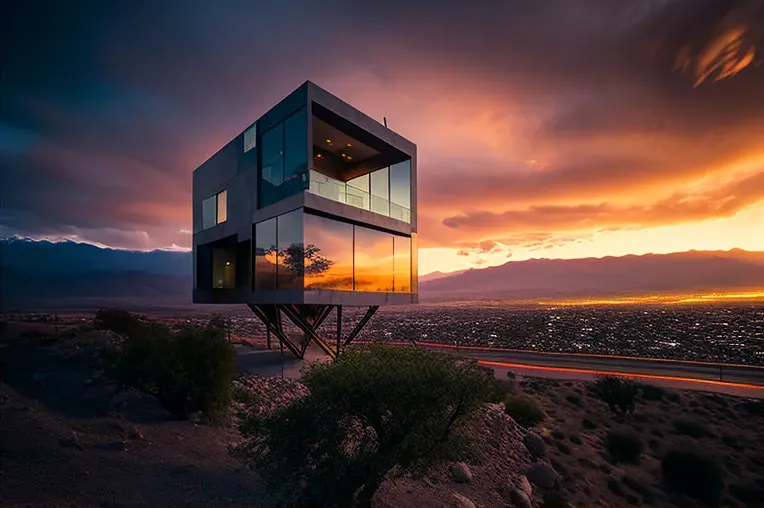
[315, 153, 322, 158]
[225, 261, 231, 266]
[347, 143, 352, 147]
[341, 153, 346, 157]
[346, 156, 353, 160]
[326, 139, 332, 144]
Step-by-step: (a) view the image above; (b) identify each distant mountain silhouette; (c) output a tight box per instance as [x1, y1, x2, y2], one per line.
[1, 238, 191, 310]
[419, 269, 469, 283]
[2, 238, 763, 310]
[420, 249, 764, 300]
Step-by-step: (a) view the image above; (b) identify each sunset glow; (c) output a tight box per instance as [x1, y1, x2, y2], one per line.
[3, 0, 764, 279]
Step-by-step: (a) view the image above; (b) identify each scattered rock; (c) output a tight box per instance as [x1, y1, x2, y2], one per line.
[127, 424, 143, 440]
[449, 462, 473, 484]
[60, 431, 83, 450]
[524, 431, 547, 458]
[451, 492, 476, 508]
[526, 463, 560, 490]
[510, 488, 532, 508]
[518, 475, 533, 498]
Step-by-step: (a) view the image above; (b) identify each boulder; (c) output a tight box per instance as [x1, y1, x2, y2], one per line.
[524, 431, 547, 458]
[450, 462, 473, 484]
[510, 489, 532, 508]
[451, 493, 476, 508]
[526, 463, 560, 490]
[518, 475, 533, 498]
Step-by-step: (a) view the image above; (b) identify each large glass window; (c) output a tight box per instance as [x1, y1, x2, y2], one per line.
[202, 196, 217, 230]
[244, 124, 256, 153]
[254, 218, 277, 290]
[393, 235, 411, 293]
[354, 226, 393, 292]
[212, 248, 235, 289]
[304, 214, 354, 290]
[370, 167, 390, 216]
[390, 160, 411, 222]
[276, 209, 304, 290]
[216, 190, 227, 224]
[261, 123, 284, 188]
[284, 109, 307, 181]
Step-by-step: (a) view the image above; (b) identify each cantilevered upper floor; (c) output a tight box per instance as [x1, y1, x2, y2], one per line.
[192, 81, 418, 306]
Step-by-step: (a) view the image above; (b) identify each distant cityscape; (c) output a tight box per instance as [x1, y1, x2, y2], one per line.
[17, 301, 764, 366]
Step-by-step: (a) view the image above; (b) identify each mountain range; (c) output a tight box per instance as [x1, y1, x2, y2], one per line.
[2, 237, 763, 311]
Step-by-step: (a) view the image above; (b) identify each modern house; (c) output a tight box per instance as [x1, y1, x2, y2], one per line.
[192, 81, 417, 358]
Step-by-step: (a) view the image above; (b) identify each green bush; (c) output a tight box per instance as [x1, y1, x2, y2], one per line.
[603, 431, 643, 463]
[661, 450, 725, 503]
[581, 418, 598, 430]
[93, 308, 145, 336]
[569, 435, 582, 445]
[234, 345, 496, 508]
[505, 394, 545, 428]
[566, 394, 582, 406]
[673, 419, 714, 439]
[590, 375, 639, 415]
[637, 383, 666, 401]
[111, 318, 236, 419]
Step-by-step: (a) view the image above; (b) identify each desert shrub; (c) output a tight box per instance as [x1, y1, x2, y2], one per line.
[112, 321, 236, 419]
[541, 489, 570, 508]
[506, 371, 516, 380]
[504, 394, 545, 428]
[555, 442, 571, 455]
[661, 450, 725, 503]
[581, 418, 598, 430]
[551, 429, 565, 440]
[666, 392, 681, 403]
[740, 399, 764, 417]
[673, 419, 714, 439]
[603, 431, 643, 464]
[569, 435, 582, 445]
[590, 375, 639, 415]
[235, 345, 496, 508]
[566, 394, 582, 406]
[637, 383, 666, 401]
[93, 308, 145, 336]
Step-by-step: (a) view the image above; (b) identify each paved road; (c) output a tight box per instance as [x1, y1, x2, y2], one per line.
[417, 344, 764, 398]
[236, 342, 764, 398]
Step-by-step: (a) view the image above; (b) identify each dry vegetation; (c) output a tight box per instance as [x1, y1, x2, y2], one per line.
[2, 318, 764, 508]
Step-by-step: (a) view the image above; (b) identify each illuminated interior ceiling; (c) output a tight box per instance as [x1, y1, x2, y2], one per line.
[312, 116, 379, 165]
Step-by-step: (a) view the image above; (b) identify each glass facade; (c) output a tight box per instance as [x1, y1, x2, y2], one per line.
[354, 226, 393, 292]
[303, 214, 354, 290]
[212, 247, 235, 289]
[259, 107, 307, 208]
[393, 235, 411, 293]
[253, 209, 414, 293]
[254, 218, 277, 290]
[276, 209, 304, 290]
[389, 160, 411, 223]
[308, 159, 411, 223]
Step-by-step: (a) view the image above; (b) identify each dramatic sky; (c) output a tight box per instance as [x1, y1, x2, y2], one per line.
[3, 0, 764, 275]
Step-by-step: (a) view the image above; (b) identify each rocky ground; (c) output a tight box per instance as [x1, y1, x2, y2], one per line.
[3, 320, 764, 507]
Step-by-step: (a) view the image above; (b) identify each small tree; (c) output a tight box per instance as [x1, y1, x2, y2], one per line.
[235, 345, 496, 508]
[591, 375, 639, 415]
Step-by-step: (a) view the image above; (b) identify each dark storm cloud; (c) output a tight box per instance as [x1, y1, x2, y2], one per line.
[2, 0, 763, 250]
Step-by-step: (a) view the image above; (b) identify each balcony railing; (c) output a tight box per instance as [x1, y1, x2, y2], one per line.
[308, 169, 410, 223]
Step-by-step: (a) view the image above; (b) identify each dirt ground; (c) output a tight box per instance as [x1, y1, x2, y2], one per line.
[3, 320, 764, 508]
